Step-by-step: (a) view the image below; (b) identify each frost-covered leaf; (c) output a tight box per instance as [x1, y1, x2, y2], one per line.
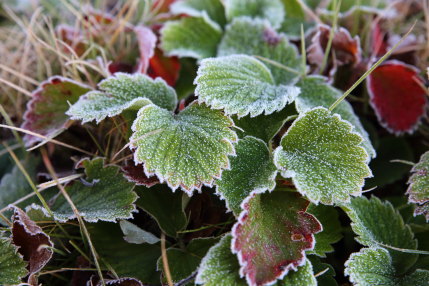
[307, 204, 342, 257]
[232, 190, 322, 285]
[196, 234, 317, 286]
[295, 76, 375, 159]
[130, 102, 237, 193]
[157, 237, 218, 283]
[218, 17, 301, 85]
[95, 277, 144, 286]
[90, 222, 161, 284]
[136, 185, 187, 237]
[367, 60, 427, 134]
[345, 196, 418, 272]
[160, 14, 222, 60]
[196, 234, 245, 286]
[195, 55, 300, 117]
[170, 0, 226, 26]
[37, 158, 137, 222]
[11, 207, 53, 285]
[119, 220, 159, 244]
[215, 136, 277, 216]
[274, 107, 372, 205]
[407, 151, 429, 210]
[67, 73, 177, 123]
[224, 0, 285, 29]
[122, 161, 160, 188]
[135, 26, 157, 74]
[22, 76, 91, 145]
[0, 237, 27, 285]
[233, 104, 296, 143]
[345, 247, 429, 286]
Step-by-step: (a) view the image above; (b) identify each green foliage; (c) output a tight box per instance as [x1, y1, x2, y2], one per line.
[274, 107, 372, 205]
[216, 136, 277, 216]
[170, 0, 226, 26]
[130, 102, 237, 193]
[160, 14, 222, 60]
[407, 151, 429, 217]
[345, 248, 429, 286]
[0, 238, 27, 285]
[218, 17, 301, 85]
[195, 54, 300, 117]
[67, 73, 177, 123]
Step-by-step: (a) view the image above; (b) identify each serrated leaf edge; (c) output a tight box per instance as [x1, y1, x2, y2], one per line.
[273, 106, 373, 205]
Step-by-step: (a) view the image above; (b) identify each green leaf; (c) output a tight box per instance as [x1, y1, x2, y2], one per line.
[22, 76, 91, 145]
[119, 220, 160, 244]
[224, 0, 285, 29]
[36, 158, 137, 222]
[345, 247, 429, 286]
[233, 104, 296, 143]
[157, 237, 218, 283]
[218, 17, 301, 85]
[170, 0, 226, 26]
[67, 73, 177, 123]
[130, 102, 237, 193]
[135, 185, 187, 238]
[232, 190, 322, 285]
[195, 55, 300, 117]
[407, 151, 429, 217]
[307, 204, 342, 257]
[295, 76, 375, 159]
[215, 136, 277, 216]
[274, 107, 372, 205]
[345, 196, 418, 273]
[160, 14, 222, 60]
[279, 259, 317, 286]
[0, 237, 27, 285]
[196, 234, 246, 286]
[308, 256, 337, 286]
[89, 222, 161, 284]
[279, 0, 312, 39]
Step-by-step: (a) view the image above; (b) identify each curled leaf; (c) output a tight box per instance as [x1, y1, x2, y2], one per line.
[232, 191, 321, 286]
[367, 60, 427, 134]
[22, 76, 91, 146]
[135, 26, 157, 74]
[11, 207, 53, 284]
[130, 102, 237, 193]
[121, 160, 160, 188]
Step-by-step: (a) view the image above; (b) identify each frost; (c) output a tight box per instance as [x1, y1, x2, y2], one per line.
[218, 17, 301, 85]
[224, 0, 285, 29]
[295, 76, 375, 159]
[215, 136, 277, 216]
[22, 76, 91, 146]
[0, 237, 27, 285]
[67, 73, 177, 123]
[407, 151, 429, 220]
[160, 13, 222, 60]
[231, 190, 321, 286]
[170, 0, 226, 26]
[345, 247, 429, 286]
[119, 220, 159, 244]
[195, 55, 300, 117]
[344, 196, 418, 273]
[35, 158, 138, 222]
[274, 107, 372, 205]
[130, 102, 237, 194]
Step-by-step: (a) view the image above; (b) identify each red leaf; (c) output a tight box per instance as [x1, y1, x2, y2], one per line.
[148, 48, 181, 86]
[11, 207, 53, 285]
[367, 60, 427, 134]
[121, 160, 160, 188]
[232, 191, 321, 286]
[135, 26, 157, 74]
[308, 24, 362, 75]
[371, 22, 388, 57]
[21, 76, 91, 146]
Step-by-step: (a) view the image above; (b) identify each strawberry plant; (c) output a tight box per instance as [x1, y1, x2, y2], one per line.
[1, 0, 429, 285]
